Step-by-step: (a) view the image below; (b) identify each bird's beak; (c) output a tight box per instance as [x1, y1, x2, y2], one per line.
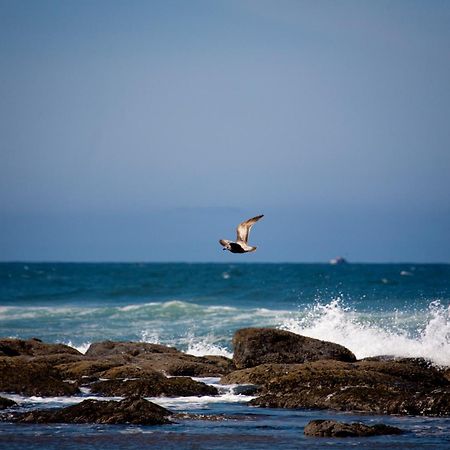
[223, 248, 226, 251]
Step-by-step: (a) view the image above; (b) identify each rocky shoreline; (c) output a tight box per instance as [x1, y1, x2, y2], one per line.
[1, 328, 450, 428]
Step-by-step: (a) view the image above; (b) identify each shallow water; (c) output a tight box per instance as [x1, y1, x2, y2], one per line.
[1, 263, 450, 448]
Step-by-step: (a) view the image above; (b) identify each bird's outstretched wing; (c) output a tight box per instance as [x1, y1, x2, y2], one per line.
[236, 214, 264, 244]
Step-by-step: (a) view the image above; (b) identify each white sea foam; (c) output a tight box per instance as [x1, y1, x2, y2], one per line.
[147, 393, 256, 410]
[280, 299, 450, 366]
[2, 394, 121, 407]
[2, 384, 255, 411]
[64, 340, 91, 354]
[185, 336, 233, 358]
[140, 330, 161, 344]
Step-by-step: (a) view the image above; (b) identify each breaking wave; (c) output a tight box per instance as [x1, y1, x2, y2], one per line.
[2, 298, 449, 365]
[281, 299, 450, 366]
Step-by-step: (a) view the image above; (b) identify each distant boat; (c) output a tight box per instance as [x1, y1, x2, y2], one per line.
[329, 257, 348, 265]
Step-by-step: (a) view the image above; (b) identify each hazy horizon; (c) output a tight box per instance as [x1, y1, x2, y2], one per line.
[1, 1, 449, 263]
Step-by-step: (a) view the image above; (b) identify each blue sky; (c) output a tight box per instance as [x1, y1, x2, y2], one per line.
[1, 0, 449, 262]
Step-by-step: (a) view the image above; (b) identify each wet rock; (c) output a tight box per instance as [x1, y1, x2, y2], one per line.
[85, 341, 234, 376]
[442, 367, 450, 383]
[249, 359, 450, 416]
[32, 353, 85, 367]
[85, 341, 179, 358]
[304, 419, 403, 437]
[16, 397, 172, 425]
[221, 363, 303, 386]
[232, 328, 356, 369]
[230, 384, 259, 395]
[355, 359, 448, 388]
[91, 375, 218, 397]
[0, 338, 81, 358]
[0, 357, 79, 396]
[99, 363, 163, 380]
[0, 397, 16, 409]
[56, 358, 128, 382]
[201, 355, 236, 374]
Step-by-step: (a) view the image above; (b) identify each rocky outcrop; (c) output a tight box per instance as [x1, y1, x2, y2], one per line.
[232, 328, 356, 369]
[0, 338, 229, 398]
[304, 419, 403, 437]
[221, 363, 303, 386]
[247, 358, 450, 416]
[0, 338, 81, 358]
[15, 397, 172, 425]
[84, 341, 235, 376]
[85, 341, 180, 358]
[0, 338, 234, 382]
[56, 358, 129, 382]
[0, 397, 16, 409]
[0, 357, 79, 396]
[90, 376, 218, 397]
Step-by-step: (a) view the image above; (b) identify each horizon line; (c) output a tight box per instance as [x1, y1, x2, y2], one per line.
[0, 260, 449, 265]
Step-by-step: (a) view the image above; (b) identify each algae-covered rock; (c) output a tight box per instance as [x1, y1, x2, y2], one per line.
[0, 338, 81, 358]
[85, 341, 234, 376]
[248, 359, 450, 416]
[0, 357, 79, 396]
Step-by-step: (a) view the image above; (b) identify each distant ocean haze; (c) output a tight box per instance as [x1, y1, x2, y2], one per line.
[1, 205, 449, 262]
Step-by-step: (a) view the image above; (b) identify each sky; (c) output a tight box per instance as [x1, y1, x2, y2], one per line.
[1, 0, 449, 262]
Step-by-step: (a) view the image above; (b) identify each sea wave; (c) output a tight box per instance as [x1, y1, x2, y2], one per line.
[0, 300, 241, 321]
[2, 298, 449, 366]
[280, 299, 450, 366]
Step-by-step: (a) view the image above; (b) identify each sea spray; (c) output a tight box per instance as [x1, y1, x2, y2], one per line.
[280, 299, 450, 365]
[185, 334, 233, 358]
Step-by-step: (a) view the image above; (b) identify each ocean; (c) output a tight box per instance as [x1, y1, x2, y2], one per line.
[1, 262, 450, 449]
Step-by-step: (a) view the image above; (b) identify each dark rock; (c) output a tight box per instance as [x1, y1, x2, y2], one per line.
[32, 353, 85, 367]
[0, 357, 79, 396]
[0, 397, 16, 409]
[91, 375, 218, 397]
[56, 358, 127, 382]
[304, 419, 403, 437]
[249, 359, 450, 416]
[99, 363, 163, 380]
[16, 397, 172, 425]
[201, 355, 236, 374]
[232, 328, 356, 369]
[85, 341, 179, 358]
[221, 363, 303, 386]
[85, 341, 234, 376]
[0, 338, 81, 357]
[230, 384, 259, 395]
[442, 367, 450, 383]
[354, 359, 448, 388]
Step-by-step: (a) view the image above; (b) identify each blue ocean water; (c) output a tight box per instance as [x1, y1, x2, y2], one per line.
[1, 262, 450, 449]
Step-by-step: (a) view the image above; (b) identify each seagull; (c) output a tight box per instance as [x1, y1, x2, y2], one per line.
[219, 214, 264, 253]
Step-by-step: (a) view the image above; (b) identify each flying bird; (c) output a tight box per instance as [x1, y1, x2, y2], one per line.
[219, 214, 264, 253]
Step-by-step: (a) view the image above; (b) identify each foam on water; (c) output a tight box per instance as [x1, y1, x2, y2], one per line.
[281, 299, 450, 366]
[185, 336, 233, 358]
[2, 378, 255, 411]
[147, 393, 256, 410]
[139, 330, 233, 358]
[2, 394, 122, 407]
